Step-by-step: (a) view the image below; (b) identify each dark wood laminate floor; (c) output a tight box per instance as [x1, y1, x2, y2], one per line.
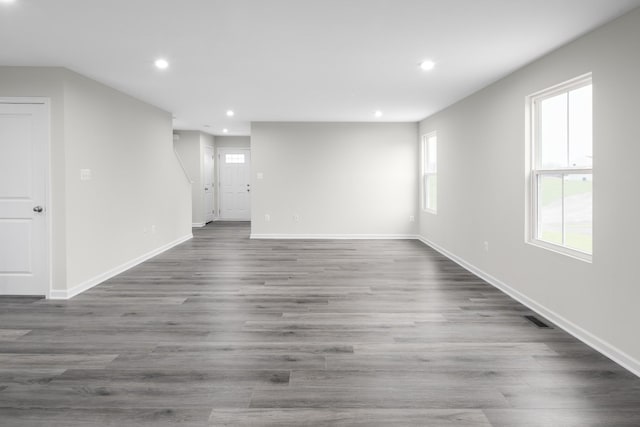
[1, 222, 640, 426]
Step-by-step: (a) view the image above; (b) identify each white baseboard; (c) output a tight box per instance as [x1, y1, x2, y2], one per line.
[250, 233, 419, 240]
[49, 234, 193, 300]
[192, 222, 206, 228]
[416, 235, 640, 378]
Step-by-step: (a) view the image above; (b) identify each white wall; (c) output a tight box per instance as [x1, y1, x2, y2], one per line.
[63, 71, 192, 293]
[418, 8, 640, 372]
[215, 135, 251, 149]
[174, 131, 214, 225]
[174, 130, 213, 226]
[0, 67, 192, 296]
[251, 122, 418, 237]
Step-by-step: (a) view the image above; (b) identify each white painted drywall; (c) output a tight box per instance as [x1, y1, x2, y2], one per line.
[418, 8, 640, 367]
[175, 131, 204, 225]
[251, 122, 418, 237]
[0, 67, 192, 295]
[216, 135, 251, 149]
[174, 131, 214, 225]
[62, 70, 192, 292]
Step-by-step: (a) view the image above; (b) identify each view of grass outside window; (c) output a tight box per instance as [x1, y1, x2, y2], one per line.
[531, 76, 592, 257]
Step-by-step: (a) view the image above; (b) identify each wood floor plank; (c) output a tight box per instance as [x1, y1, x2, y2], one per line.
[248, 385, 510, 409]
[0, 408, 211, 426]
[483, 408, 640, 427]
[209, 408, 492, 426]
[0, 329, 31, 340]
[0, 221, 639, 425]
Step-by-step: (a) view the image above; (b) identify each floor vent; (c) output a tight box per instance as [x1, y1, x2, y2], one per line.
[524, 315, 552, 328]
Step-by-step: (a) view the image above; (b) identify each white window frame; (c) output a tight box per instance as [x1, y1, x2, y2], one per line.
[421, 131, 437, 214]
[527, 73, 592, 262]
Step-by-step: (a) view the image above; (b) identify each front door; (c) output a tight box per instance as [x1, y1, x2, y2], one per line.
[218, 148, 251, 220]
[0, 100, 49, 296]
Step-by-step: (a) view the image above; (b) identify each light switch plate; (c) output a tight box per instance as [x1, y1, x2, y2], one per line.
[80, 169, 92, 181]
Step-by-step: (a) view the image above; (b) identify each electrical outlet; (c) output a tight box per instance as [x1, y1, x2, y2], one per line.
[151, 225, 157, 234]
[483, 241, 489, 252]
[409, 215, 415, 222]
[293, 214, 300, 222]
[264, 214, 270, 222]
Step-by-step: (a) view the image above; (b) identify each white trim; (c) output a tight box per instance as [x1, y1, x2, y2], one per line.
[0, 97, 49, 105]
[416, 235, 640, 378]
[49, 234, 193, 300]
[527, 237, 591, 263]
[529, 73, 592, 100]
[251, 234, 418, 240]
[192, 222, 206, 228]
[203, 144, 215, 223]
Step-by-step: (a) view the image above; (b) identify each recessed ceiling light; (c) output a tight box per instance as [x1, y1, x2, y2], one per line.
[420, 60, 435, 71]
[226, 110, 235, 117]
[154, 58, 169, 70]
[223, 128, 229, 133]
[374, 110, 383, 118]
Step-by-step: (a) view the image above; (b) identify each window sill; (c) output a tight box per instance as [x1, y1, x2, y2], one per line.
[527, 238, 592, 263]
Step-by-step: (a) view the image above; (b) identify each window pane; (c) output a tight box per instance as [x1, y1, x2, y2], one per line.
[568, 85, 592, 168]
[538, 174, 563, 245]
[426, 175, 437, 211]
[225, 154, 245, 164]
[540, 93, 568, 169]
[427, 136, 437, 172]
[422, 174, 428, 210]
[564, 173, 592, 253]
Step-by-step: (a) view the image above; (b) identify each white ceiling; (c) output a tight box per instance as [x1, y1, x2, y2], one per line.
[1, 0, 639, 136]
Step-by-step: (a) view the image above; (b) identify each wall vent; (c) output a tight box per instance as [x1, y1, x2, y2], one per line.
[524, 315, 551, 328]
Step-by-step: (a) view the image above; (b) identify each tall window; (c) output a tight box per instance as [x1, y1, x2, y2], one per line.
[422, 132, 437, 213]
[529, 74, 592, 259]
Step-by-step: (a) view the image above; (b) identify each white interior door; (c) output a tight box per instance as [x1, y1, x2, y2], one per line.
[203, 145, 214, 223]
[0, 100, 49, 296]
[218, 149, 251, 220]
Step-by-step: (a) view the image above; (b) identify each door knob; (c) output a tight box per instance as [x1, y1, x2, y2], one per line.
[33, 206, 44, 213]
